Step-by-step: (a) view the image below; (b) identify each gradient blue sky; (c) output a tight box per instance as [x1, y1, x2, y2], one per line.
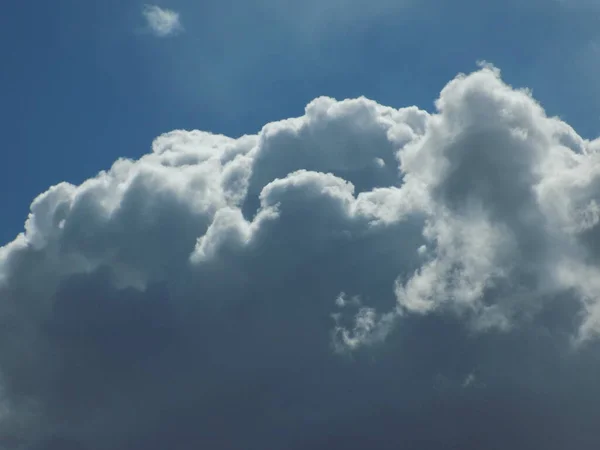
[1, 0, 599, 244]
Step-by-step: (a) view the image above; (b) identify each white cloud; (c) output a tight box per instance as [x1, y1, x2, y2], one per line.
[2, 65, 600, 448]
[142, 5, 182, 37]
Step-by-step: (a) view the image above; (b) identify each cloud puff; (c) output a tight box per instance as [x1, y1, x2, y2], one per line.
[2, 65, 600, 449]
[142, 5, 182, 37]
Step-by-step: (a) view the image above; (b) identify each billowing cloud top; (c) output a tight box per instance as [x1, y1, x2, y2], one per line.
[142, 5, 182, 37]
[2, 65, 600, 449]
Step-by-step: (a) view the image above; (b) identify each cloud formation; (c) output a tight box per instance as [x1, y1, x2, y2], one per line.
[2, 65, 600, 449]
[142, 5, 182, 37]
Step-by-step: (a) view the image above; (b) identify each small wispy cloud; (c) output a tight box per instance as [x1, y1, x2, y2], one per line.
[142, 5, 182, 37]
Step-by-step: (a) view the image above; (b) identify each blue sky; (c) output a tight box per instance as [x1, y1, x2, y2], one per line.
[2, 0, 600, 245]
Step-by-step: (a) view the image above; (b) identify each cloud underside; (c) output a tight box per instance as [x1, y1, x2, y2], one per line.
[3, 65, 600, 448]
[142, 5, 181, 37]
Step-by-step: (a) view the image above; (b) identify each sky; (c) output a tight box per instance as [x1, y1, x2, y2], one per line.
[2, 1, 600, 449]
[2, 0, 600, 245]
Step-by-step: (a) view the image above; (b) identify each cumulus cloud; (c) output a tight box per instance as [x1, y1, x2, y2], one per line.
[142, 5, 182, 37]
[2, 65, 600, 448]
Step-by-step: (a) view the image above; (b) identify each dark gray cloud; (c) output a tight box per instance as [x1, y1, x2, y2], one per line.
[2, 65, 600, 449]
